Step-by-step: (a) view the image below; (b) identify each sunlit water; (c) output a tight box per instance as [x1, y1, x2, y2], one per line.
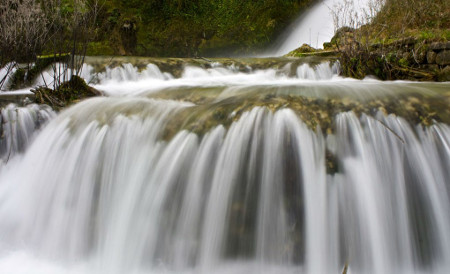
[266, 0, 375, 56]
[0, 59, 449, 274]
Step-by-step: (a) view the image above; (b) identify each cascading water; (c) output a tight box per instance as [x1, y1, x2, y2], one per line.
[0, 103, 55, 163]
[0, 63, 17, 91]
[266, 0, 375, 56]
[0, 58, 449, 274]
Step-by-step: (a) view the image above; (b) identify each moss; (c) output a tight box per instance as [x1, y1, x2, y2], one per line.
[86, 41, 115, 56]
[442, 30, 450, 41]
[32, 76, 102, 110]
[323, 42, 333, 50]
[285, 44, 339, 58]
[9, 68, 26, 90]
[152, 90, 449, 141]
[62, 0, 322, 57]
[419, 30, 436, 40]
[398, 58, 409, 68]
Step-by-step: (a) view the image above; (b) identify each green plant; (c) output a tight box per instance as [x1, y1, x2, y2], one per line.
[419, 31, 435, 40]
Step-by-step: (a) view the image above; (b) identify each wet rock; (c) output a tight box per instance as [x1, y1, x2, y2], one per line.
[326, 150, 339, 174]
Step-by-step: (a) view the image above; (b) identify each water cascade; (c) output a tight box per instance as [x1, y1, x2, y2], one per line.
[0, 63, 17, 91]
[267, 0, 374, 56]
[0, 59, 449, 274]
[0, 104, 55, 163]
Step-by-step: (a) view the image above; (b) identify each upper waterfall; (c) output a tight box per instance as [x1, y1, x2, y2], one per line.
[266, 0, 376, 56]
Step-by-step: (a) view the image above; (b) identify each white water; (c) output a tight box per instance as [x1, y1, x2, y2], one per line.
[0, 63, 18, 91]
[267, 0, 375, 56]
[0, 60, 449, 274]
[0, 104, 55, 163]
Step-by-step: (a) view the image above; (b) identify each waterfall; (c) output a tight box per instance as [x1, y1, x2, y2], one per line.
[0, 59, 449, 274]
[0, 104, 55, 163]
[0, 63, 17, 91]
[266, 0, 375, 56]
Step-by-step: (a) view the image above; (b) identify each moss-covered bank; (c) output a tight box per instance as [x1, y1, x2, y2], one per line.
[83, 0, 318, 57]
[328, 0, 450, 81]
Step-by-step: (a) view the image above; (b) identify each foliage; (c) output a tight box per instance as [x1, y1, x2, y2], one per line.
[371, 0, 450, 37]
[89, 0, 317, 57]
[0, 0, 48, 65]
[331, 0, 449, 81]
[0, 0, 49, 89]
[1, 0, 318, 67]
[1, 0, 102, 91]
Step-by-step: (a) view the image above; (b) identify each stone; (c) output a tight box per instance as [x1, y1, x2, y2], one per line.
[422, 64, 439, 72]
[430, 42, 450, 51]
[436, 50, 450, 66]
[427, 51, 437, 64]
[394, 37, 416, 47]
[415, 50, 427, 64]
[438, 66, 450, 82]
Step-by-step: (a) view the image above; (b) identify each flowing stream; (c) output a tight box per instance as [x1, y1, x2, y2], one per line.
[0, 58, 449, 274]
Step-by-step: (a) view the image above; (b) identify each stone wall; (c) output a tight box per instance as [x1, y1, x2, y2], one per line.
[427, 42, 450, 81]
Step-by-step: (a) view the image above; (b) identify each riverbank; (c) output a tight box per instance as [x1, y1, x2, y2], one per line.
[334, 31, 450, 82]
[286, 33, 450, 82]
[329, 0, 449, 81]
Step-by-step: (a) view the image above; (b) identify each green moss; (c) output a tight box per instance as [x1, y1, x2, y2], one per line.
[32, 76, 102, 110]
[75, 0, 321, 56]
[398, 58, 409, 68]
[152, 89, 449, 141]
[442, 30, 450, 41]
[419, 30, 436, 40]
[86, 41, 115, 56]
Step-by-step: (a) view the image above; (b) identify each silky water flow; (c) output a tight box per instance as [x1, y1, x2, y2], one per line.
[0, 60, 449, 274]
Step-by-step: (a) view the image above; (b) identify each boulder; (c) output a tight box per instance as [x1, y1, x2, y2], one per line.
[430, 42, 450, 51]
[427, 51, 437, 64]
[32, 76, 102, 110]
[438, 66, 450, 82]
[436, 50, 450, 66]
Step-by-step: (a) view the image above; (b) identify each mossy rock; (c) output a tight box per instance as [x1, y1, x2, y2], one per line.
[286, 44, 317, 57]
[153, 90, 449, 141]
[32, 76, 102, 110]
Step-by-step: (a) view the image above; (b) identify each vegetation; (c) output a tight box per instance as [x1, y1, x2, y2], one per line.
[32, 75, 102, 110]
[90, 0, 317, 57]
[1, 0, 100, 91]
[1, 0, 317, 91]
[330, 0, 450, 80]
[369, 0, 449, 40]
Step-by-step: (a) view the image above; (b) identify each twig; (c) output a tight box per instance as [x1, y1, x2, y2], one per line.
[375, 119, 405, 144]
